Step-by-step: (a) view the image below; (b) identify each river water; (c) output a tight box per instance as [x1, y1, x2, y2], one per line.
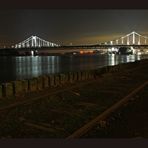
[0, 54, 148, 83]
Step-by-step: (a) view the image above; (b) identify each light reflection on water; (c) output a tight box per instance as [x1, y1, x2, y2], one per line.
[107, 54, 141, 66]
[0, 54, 147, 83]
[15, 56, 60, 79]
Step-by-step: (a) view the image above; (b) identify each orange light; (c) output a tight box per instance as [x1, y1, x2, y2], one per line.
[80, 50, 94, 54]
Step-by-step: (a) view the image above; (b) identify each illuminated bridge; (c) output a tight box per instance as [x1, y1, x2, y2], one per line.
[14, 35, 60, 48]
[58, 31, 148, 50]
[4, 31, 148, 56]
[13, 31, 148, 49]
[102, 31, 148, 46]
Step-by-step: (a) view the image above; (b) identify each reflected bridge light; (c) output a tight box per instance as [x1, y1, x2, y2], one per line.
[108, 48, 111, 52]
[131, 46, 136, 54]
[112, 47, 115, 51]
[31, 50, 34, 56]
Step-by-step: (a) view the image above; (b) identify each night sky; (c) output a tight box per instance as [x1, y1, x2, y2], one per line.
[1, 9, 148, 46]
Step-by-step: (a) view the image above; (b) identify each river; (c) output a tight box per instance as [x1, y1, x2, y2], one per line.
[0, 54, 148, 83]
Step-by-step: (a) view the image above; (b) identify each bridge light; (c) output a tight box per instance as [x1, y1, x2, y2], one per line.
[116, 40, 118, 44]
[121, 37, 124, 44]
[110, 41, 113, 45]
[32, 36, 36, 40]
[14, 35, 60, 49]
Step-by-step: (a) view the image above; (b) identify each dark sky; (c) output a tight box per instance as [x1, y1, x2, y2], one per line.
[1, 9, 148, 46]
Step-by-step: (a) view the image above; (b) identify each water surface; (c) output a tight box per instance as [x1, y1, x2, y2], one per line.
[0, 54, 147, 83]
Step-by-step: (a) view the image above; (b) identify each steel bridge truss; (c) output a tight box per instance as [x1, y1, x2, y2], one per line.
[103, 31, 148, 46]
[15, 36, 60, 48]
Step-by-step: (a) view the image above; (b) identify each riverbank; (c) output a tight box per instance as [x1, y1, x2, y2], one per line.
[0, 59, 147, 138]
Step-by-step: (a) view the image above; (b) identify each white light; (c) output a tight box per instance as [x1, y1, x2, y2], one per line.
[110, 41, 113, 45]
[31, 50, 34, 56]
[116, 40, 118, 44]
[32, 36, 36, 40]
[137, 52, 141, 55]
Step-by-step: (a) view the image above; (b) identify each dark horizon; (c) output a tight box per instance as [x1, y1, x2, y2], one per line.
[1, 9, 148, 46]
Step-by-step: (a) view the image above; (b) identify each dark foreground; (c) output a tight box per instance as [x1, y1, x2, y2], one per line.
[84, 84, 148, 138]
[0, 59, 148, 138]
